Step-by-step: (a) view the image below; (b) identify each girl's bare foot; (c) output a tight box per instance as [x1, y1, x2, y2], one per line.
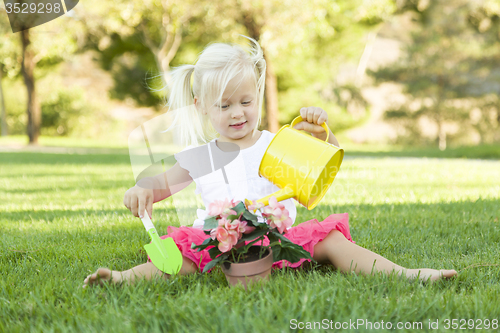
[405, 268, 457, 282]
[83, 268, 123, 288]
[82, 261, 186, 288]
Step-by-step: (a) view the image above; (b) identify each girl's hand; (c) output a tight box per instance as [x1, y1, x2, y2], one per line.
[123, 178, 155, 219]
[293, 107, 330, 142]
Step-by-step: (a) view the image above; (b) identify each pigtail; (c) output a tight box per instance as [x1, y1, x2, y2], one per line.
[161, 65, 209, 147]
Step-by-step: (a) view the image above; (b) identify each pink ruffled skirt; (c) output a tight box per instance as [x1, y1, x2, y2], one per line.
[149, 213, 354, 272]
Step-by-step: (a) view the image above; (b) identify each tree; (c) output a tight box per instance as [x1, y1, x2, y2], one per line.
[0, 11, 20, 137]
[370, 0, 500, 148]
[20, 29, 42, 144]
[0, 63, 6, 136]
[0, 9, 83, 144]
[75, 0, 210, 109]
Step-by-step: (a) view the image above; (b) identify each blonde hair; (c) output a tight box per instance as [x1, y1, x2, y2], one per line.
[160, 35, 266, 147]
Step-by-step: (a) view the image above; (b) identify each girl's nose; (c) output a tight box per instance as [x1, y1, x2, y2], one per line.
[231, 106, 244, 118]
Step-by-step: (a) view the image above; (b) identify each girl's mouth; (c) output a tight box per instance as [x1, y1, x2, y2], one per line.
[230, 121, 247, 129]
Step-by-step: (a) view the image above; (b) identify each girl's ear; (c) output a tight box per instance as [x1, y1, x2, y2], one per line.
[194, 96, 207, 115]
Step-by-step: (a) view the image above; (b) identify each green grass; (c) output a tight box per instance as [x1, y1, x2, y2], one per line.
[341, 142, 500, 160]
[0, 135, 130, 150]
[1, 149, 500, 332]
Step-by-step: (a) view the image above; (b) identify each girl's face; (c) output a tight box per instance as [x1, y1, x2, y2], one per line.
[197, 74, 259, 145]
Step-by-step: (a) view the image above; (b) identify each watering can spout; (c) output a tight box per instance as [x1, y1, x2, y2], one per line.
[254, 186, 295, 207]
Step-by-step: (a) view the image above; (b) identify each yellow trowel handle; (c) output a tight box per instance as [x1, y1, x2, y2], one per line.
[253, 186, 295, 207]
[290, 116, 329, 142]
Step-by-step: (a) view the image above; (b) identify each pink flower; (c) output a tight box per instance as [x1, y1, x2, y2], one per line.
[218, 217, 229, 227]
[224, 218, 240, 231]
[268, 214, 293, 234]
[210, 226, 238, 252]
[247, 200, 265, 211]
[261, 196, 293, 233]
[261, 197, 286, 217]
[224, 219, 255, 239]
[239, 220, 255, 234]
[219, 229, 239, 252]
[207, 198, 238, 218]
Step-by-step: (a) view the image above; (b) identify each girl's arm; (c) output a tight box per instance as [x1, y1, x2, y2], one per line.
[325, 128, 340, 147]
[127, 162, 193, 219]
[138, 162, 194, 203]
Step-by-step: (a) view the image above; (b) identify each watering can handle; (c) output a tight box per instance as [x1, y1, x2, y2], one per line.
[290, 116, 329, 142]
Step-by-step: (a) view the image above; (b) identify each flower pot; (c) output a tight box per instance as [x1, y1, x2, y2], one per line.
[221, 246, 273, 289]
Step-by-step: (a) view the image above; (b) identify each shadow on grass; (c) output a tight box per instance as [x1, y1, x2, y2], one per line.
[0, 152, 130, 165]
[0, 206, 181, 226]
[2, 180, 131, 194]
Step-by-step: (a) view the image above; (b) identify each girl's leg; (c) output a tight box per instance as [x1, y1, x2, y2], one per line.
[83, 255, 198, 288]
[313, 230, 457, 282]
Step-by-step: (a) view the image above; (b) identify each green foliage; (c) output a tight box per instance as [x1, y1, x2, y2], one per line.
[94, 33, 164, 109]
[41, 88, 87, 136]
[1, 78, 26, 135]
[268, 230, 312, 263]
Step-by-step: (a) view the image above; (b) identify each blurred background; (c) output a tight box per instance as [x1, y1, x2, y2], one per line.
[0, 0, 499, 156]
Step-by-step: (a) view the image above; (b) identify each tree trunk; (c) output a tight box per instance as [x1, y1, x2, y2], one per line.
[436, 116, 446, 151]
[0, 64, 7, 136]
[20, 29, 41, 145]
[239, 7, 280, 132]
[264, 54, 279, 133]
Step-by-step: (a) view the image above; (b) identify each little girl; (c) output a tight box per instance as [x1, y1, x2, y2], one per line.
[83, 35, 457, 288]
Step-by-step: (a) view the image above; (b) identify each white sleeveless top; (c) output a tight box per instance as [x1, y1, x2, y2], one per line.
[174, 130, 297, 229]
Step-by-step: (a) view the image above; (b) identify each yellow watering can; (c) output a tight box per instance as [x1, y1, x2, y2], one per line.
[253, 116, 344, 210]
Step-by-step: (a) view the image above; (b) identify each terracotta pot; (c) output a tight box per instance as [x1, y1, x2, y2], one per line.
[221, 246, 274, 289]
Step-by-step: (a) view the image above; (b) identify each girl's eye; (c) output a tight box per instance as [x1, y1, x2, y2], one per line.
[218, 101, 251, 109]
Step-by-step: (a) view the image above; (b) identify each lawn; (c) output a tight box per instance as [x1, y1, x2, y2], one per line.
[1, 147, 499, 332]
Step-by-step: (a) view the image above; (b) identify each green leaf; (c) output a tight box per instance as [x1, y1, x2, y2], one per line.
[232, 202, 246, 215]
[271, 244, 282, 262]
[271, 241, 313, 264]
[231, 201, 259, 225]
[202, 254, 229, 273]
[242, 210, 258, 225]
[268, 230, 314, 263]
[238, 228, 269, 242]
[270, 230, 294, 244]
[208, 246, 222, 260]
[267, 232, 279, 245]
[192, 237, 218, 251]
[202, 216, 218, 230]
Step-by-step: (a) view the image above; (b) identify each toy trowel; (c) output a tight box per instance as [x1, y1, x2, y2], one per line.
[141, 213, 182, 275]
